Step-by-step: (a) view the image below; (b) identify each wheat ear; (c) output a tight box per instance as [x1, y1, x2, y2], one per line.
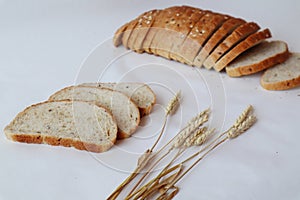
[166, 91, 181, 115]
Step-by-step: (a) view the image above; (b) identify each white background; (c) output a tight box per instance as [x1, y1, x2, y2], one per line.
[1, 0, 300, 199]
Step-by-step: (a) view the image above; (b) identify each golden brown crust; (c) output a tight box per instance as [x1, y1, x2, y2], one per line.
[214, 29, 272, 72]
[9, 134, 115, 153]
[260, 75, 300, 90]
[226, 47, 289, 77]
[203, 22, 260, 69]
[113, 23, 129, 47]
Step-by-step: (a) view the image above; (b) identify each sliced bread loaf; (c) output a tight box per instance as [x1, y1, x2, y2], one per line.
[4, 100, 118, 153]
[261, 52, 300, 90]
[203, 22, 260, 69]
[79, 82, 156, 116]
[226, 41, 289, 77]
[214, 28, 272, 72]
[193, 18, 246, 67]
[49, 86, 140, 139]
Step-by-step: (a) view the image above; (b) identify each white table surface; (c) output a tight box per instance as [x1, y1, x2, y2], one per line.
[1, 1, 300, 199]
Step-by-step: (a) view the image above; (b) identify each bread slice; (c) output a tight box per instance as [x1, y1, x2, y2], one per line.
[49, 86, 140, 139]
[149, 6, 188, 56]
[203, 22, 260, 69]
[131, 10, 160, 53]
[214, 29, 272, 71]
[142, 6, 180, 54]
[261, 52, 300, 90]
[4, 100, 118, 153]
[151, 6, 205, 60]
[193, 18, 246, 67]
[226, 41, 289, 77]
[168, 8, 207, 61]
[113, 22, 129, 47]
[178, 12, 229, 65]
[79, 82, 156, 116]
[127, 10, 159, 51]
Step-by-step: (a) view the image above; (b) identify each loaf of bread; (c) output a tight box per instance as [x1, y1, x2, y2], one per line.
[79, 82, 156, 117]
[4, 100, 118, 153]
[114, 5, 271, 71]
[49, 86, 140, 139]
[226, 41, 289, 77]
[261, 53, 300, 90]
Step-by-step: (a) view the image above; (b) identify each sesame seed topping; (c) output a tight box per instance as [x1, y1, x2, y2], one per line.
[176, 13, 180, 16]
[146, 20, 151, 24]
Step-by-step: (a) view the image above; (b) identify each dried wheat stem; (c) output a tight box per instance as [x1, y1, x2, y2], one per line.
[158, 136, 228, 199]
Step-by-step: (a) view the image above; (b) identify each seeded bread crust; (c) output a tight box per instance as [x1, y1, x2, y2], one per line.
[143, 6, 179, 54]
[149, 6, 186, 56]
[49, 86, 140, 139]
[79, 82, 156, 117]
[194, 18, 246, 67]
[127, 10, 158, 51]
[261, 52, 300, 90]
[203, 22, 260, 69]
[132, 10, 160, 53]
[169, 8, 207, 61]
[226, 41, 289, 77]
[4, 100, 118, 153]
[214, 29, 272, 71]
[179, 13, 229, 65]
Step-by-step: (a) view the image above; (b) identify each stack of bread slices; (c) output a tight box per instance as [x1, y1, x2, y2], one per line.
[4, 83, 156, 153]
[115, 5, 300, 90]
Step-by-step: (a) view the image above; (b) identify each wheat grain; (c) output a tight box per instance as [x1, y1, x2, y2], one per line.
[233, 105, 253, 128]
[166, 91, 181, 115]
[227, 115, 257, 139]
[194, 128, 215, 146]
[171, 110, 209, 149]
[183, 127, 207, 147]
[188, 108, 210, 125]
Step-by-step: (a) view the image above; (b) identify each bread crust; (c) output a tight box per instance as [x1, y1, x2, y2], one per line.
[203, 22, 260, 69]
[226, 43, 289, 77]
[214, 29, 272, 71]
[8, 134, 115, 153]
[260, 75, 300, 90]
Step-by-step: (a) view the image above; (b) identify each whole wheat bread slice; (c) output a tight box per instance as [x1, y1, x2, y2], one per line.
[194, 18, 246, 67]
[49, 86, 140, 139]
[226, 41, 289, 77]
[79, 82, 156, 116]
[203, 22, 260, 69]
[4, 100, 118, 153]
[214, 28, 272, 71]
[261, 52, 300, 90]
